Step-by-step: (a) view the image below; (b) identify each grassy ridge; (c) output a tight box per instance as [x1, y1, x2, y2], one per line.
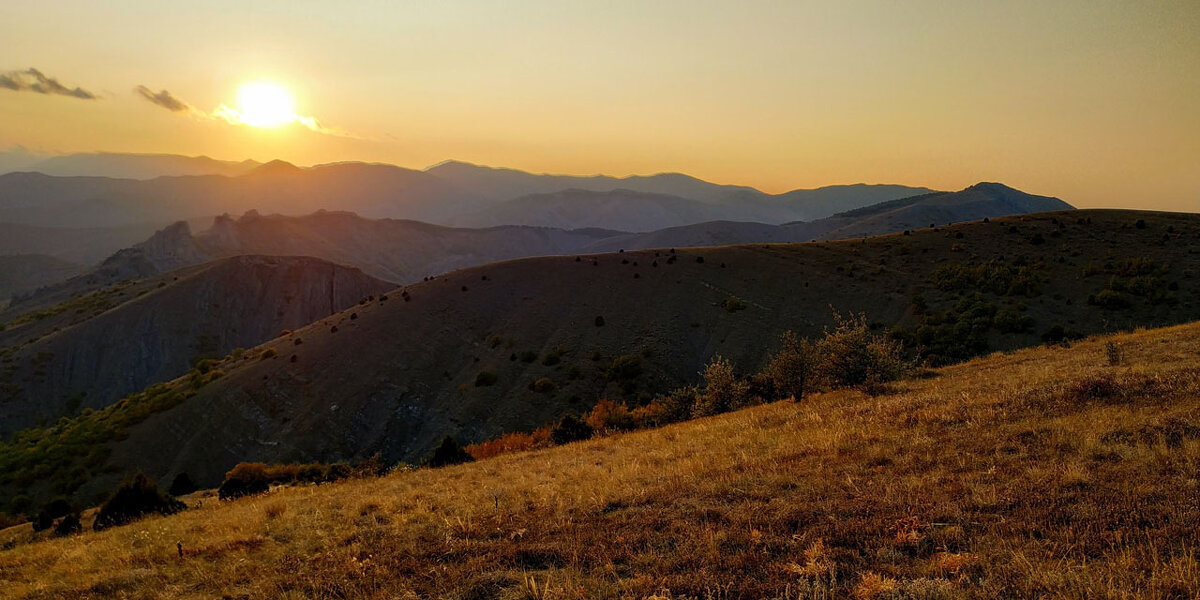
[2, 322, 1199, 598]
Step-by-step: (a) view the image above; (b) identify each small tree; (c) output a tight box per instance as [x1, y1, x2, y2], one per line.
[763, 331, 819, 401]
[425, 436, 474, 468]
[693, 356, 751, 417]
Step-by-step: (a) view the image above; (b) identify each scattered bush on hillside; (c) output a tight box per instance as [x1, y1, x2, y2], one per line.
[594, 316, 605, 327]
[168, 472, 198, 496]
[529, 377, 556, 394]
[606, 354, 642, 382]
[519, 351, 538, 363]
[584, 399, 635, 433]
[1041, 324, 1083, 344]
[693, 356, 751, 417]
[722, 296, 747, 313]
[425, 436, 474, 468]
[30, 497, 72, 532]
[761, 331, 818, 401]
[541, 351, 561, 366]
[1106, 341, 1123, 366]
[260, 347, 278, 360]
[550, 415, 594, 445]
[931, 259, 1044, 297]
[52, 513, 81, 536]
[474, 371, 498, 387]
[218, 463, 271, 500]
[93, 473, 185, 531]
[817, 312, 911, 388]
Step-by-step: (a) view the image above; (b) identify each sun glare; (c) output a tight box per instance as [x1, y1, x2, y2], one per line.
[235, 82, 296, 128]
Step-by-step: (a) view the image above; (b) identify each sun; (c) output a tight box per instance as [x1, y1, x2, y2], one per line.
[235, 82, 296, 128]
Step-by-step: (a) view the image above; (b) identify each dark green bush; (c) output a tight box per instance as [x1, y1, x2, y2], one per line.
[425, 436, 473, 468]
[551, 415, 594, 445]
[606, 354, 642, 381]
[474, 371, 498, 387]
[168, 472, 198, 496]
[53, 513, 81, 536]
[93, 473, 184, 530]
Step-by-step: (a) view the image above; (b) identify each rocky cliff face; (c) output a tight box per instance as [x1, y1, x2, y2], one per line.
[0, 255, 395, 435]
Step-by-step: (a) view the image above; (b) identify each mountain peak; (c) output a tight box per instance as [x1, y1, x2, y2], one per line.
[249, 159, 303, 176]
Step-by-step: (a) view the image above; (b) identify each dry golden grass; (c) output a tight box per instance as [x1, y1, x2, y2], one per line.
[3, 323, 1200, 599]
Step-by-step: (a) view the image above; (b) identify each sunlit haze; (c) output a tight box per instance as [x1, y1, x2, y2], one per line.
[1, 1, 1197, 209]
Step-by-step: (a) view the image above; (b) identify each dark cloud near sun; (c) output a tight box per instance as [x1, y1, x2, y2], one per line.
[134, 85, 191, 112]
[1, 68, 96, 99]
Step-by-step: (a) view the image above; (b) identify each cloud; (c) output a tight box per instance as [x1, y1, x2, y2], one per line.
[134, 85, 191, 112]
[1, 68, 96, 99]
[133, 84, 353, 137]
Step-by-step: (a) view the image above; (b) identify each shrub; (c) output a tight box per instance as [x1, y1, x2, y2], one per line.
[818, 312, 911, 387]
[1105, 341, 1122, 366]
[594, 316, 605, 327]
[1089, 288, 1131, 309]
[425, 436, 474, 468]
[53, 514, 81, 536]
[658, 386, 699, 422]
[260, 347, 278, 360]
[474, 371, 498, 387]
[168, 472, 198, 496]
[606, 354, 642, 381]
[761, 331, 819, 401]
[584, 399, 635, 433]
[693, 356, 751, 417]
[93, 473, 185, 530]
[551, 415, 594, 445]
[1041, 324, 1082, 343]
[530, 377, 556, 394]
[519, 351, 538, 363]
[541, 352, 561, 366]
[722, 296, 747, 313]
[218, 463, 271, 500]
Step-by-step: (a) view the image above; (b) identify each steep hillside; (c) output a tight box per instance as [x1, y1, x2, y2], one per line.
[32, 209, 1198, 501]
[0, 255, 84, 304]
[0, 256, 394, 435]
[3, 322, 1199, 598]
[0, 222, 166, 266]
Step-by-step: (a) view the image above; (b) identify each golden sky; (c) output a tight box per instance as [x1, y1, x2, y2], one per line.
[1, 1, 1197, 210]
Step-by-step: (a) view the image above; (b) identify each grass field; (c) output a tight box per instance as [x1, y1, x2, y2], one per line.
[2, 322, 1199, 599]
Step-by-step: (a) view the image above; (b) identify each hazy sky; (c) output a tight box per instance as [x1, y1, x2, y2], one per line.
[1, 1, 1197, 210]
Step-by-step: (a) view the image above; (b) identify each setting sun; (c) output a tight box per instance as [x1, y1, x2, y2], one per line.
[234, 82, 295, 128]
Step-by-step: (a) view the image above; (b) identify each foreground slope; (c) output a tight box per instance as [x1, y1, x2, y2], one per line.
[3, 322, 1199, 598]
[0, 256, 394, 435]
[69, 209, 1200, 494]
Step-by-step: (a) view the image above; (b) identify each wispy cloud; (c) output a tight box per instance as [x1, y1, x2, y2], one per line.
[135, 83, 351, 137]
[1, 68, 96, 99]
[134, 85, 191, 112]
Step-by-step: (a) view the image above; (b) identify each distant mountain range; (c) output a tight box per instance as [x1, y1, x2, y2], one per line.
[5, 182, 1072, 312]
[0, 153, 934, 232]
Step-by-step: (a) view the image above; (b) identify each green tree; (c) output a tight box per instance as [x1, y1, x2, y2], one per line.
[764, 331, 819, 401]
[693, 356, 750, 417]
